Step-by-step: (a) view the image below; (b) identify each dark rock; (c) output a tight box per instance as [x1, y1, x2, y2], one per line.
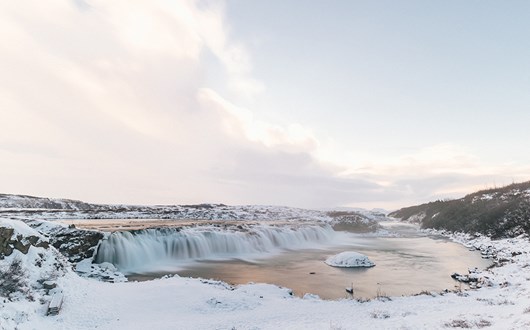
[0, 227, 14, 236]
[328, 212, 381, 233]
[36, 241, 50, 249]
[47, 228, 103, 262]
[14, 240, 31, 254]
[28, 235, 40, 245]
[451, 272, 470, 283]
[3, 245, 13, 256]
[0, 227, 14, 247]
[1, 223, 52, 258]
[43, 281, 57, 290]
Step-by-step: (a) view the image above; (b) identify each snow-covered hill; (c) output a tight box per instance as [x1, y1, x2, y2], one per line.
[390, 181, 530, 237]
[0, 193, 384, 231]
[0, 194, 91, 211]
[0, 219, 71, 329]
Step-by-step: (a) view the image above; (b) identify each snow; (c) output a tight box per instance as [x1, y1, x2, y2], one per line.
[28, 219, 68, 233]
[325, 251, 375, 268]
[0, 193, 387, 228]
[407, 212, 426, 223]
[74, 259, 127, 283]
[0, 221, 69, 330]
[471, 187, 530, 204]
[4, 218, 530, 329]
[0, 218, 45, 239]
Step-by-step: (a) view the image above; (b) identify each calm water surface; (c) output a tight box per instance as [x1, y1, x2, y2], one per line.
[128, 222, 491, 299]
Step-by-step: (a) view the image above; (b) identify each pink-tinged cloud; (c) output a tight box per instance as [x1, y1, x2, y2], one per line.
[0, 0, 527, 209]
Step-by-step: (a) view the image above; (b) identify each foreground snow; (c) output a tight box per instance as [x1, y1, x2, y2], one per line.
[325, 251, 375, 268]
[7, 263, 530, 330]
[3, 220, 530, 329]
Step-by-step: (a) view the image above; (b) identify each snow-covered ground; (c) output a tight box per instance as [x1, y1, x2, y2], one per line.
[3, 219, 530, 329]
[0, 193, 385, 227]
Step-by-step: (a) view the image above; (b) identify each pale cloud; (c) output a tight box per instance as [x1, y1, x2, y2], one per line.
[198, 88, 318, 152]
[336, 144, 530, 208]
[0, 0, 321, 206]
[0, 0, 527, 209]
[191, 1, 264, 98]
[349, 144, 480, 177]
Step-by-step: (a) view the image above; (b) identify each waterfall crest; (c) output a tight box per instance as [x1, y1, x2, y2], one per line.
[95, 224, 337, 273]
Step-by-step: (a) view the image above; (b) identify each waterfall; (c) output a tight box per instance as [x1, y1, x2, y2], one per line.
[95, 224, 337, 273]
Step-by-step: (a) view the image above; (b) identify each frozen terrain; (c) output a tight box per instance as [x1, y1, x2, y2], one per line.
[0, 194, 382, 234]
[390, 181, 530, 238]
[2, 218, 530, 329]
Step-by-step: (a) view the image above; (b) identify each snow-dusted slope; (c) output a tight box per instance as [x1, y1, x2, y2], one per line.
[0, 193, 385, 231]
[0, 219, 71, 329]
[390, 181, 530, 237]
[0, 194, 91, 210]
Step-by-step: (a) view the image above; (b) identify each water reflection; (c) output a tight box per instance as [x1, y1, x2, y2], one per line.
[129, 222, 491, 299]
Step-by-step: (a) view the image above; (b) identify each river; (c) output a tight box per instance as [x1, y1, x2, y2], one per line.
[114, 221, 491, 299]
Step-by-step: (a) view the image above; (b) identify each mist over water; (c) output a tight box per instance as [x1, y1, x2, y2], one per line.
[96, 221, 491, 299]
[95, 224, 342, 273]
[175, 223, 491, 299]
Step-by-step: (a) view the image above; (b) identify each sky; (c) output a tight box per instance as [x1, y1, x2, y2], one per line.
[1, 0, 529, 210]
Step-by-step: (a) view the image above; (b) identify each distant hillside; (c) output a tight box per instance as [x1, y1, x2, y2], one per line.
[389, 181, 530, 238]
[0, 193, 383, 232]
[0, 194, 92, 210]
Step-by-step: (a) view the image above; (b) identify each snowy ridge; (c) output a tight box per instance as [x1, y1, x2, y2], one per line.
[0, 204, 334, 222]
[389, 181, 530, 237]
[0, 219, 70, 329]
[0, 194, 91, 211]
[95, 224, 338, 273]
[322, 207, 388, 220]
[0, 218, 46, 239]
[0, 193, 386, 228]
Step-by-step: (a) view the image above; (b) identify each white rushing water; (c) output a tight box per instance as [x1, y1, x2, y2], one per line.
[95, 224, 338, 273]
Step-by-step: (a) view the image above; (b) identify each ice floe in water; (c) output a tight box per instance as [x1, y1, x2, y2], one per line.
[325, 251, 375, 268]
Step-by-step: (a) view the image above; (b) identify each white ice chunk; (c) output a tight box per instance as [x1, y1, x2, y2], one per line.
[325, 251, 375, 268]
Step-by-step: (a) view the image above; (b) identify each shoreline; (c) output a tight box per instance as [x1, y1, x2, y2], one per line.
[3, 218, 530, 329]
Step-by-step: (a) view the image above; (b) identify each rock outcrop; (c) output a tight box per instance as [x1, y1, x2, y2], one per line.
[29, 221, 103, 262]
[0, 225, 49, 259]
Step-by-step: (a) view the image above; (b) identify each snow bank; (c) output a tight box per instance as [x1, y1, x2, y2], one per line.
[10, 235, 530, 330]
[0, 218, 45, 239]
[325, 251, 375, 268]
[0, 219, 71, 330]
